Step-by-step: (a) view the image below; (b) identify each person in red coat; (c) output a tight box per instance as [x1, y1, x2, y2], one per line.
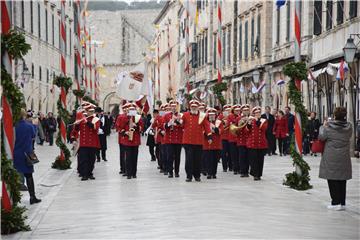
[219, 104, 232, 172]
[163, 100, 183, 178]
[237, 104, 251, 177]
[181, 100, 212, 182]
[228, 104, 242, 174]
[273, 110, 289, 156]
[117, 103, 144, 179]
[152, 105, 166, 172]
[115, 103, 130, 176]
[71, 105, 100, 181]
[246, 106, 268, 181]
[203, 108, 223, 179]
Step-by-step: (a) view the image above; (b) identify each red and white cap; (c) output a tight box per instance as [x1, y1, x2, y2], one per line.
[128, 103, 137, 110]
[122, 102, 131, 110]
[189, 100, 199, 107]
[232, 104, 241, 111]
[206, 108, 217, 115]
[251, 106, 261, 114]
[169, 100, 178, 107]
[241, 104, 250, 111]
[223, 104, 232, 111]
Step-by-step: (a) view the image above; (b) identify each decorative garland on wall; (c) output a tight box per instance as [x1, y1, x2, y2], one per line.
[283, 62, 312, 191]
[51, 76, 72, 170]
[1, 30, 31, 234]
[212, 82, 227, 106]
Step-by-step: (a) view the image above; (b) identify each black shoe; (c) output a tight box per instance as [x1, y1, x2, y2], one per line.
[244, 174, 249, 177]
[202, 172, 207, 176]
[127, 176, 131, 179]
[164, 172, 168, 175]
[195, 178, 201, 182]
[119, 171, 124, 174]
[103, 159, 108, 161]
[280, 153, 283, 156]
[229, 168, 233, 171]
[273, 153, 278, 155]
[151, 159, 156, 162]
[240, 174, 245, 177]
[186, 178, 192, 182]
[132, 175, 137, 178]
[168, 174, 173, 178]
[175, 173, 180, 178]
[160, 169, 164, 173]
[213, 175, 217, 179]
[122, 173, 127, 177]
[30, 197, 41, 205]
[207, 175, 212, 179]
[254, 177, 261, 181]
[20, 184, 28, 191]
[97, 159, 100, 162]
[234, 171, 238, 175]
[81, 177, 88, 181]
[157, 166, 161, 169]
[89, 175, 95, 180]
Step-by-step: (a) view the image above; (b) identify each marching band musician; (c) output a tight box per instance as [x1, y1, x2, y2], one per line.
[163, 100, 183, 178]
[117, 103, 144, 179]
[203, 108, 223, 179]
[219, 104, 232, 172]
[181, 100, 212, 182]
[161, 103, 171, 175]
[152, 105, 166, 173]
[246, 106, 268, 181]
[115, 103, 130, 176]
[237, 104, 250, 177]
[71, 104, 100, 181]
[228, 104, 242, 175]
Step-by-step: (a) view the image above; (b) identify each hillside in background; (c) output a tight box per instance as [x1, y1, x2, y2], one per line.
[87, 1, 165, 11]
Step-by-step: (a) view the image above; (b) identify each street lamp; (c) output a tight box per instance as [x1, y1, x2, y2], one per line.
[21, 65, 31, 82]
[343, 37, 357, 63]
[253, 69, 260, 83]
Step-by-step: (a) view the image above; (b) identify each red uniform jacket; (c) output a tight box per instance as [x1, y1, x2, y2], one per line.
[246, 119, 268, 149]
[162, 112, 183, 144]
[182, 112, 212, 145]
[203, 120, 223, 150]
[273, 117, 289, 138]
[71, 115, 100, 148]
[115, 114, 127, 145]
[117, 115, 144, 146]
[236, 116, 248, 146]
[228, 113, 240, 143]
[152, 115, 164, 144]
[218, 113, 230, 141]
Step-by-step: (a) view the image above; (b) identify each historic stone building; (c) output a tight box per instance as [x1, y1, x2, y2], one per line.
[11, 0, 82, 114]
[88, 8, 160, 112]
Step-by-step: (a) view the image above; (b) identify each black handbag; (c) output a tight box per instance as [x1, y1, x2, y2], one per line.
[25, 151, 40, 166]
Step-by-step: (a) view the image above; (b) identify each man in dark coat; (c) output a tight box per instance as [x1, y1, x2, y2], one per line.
[45, 112, 57, 146]
[284, 106, 295, 155]
[96, 107, 109, 162]
[261, 106, 276, 156]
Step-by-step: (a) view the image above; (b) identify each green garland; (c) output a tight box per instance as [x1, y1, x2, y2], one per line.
[1, 31, 31, 234]
[282, 62, 312, 190]
[82, 95, 97, 106]
[51, 76, 72, 170]
[212, 82, 227, 106]
[73, 89, 86, 110]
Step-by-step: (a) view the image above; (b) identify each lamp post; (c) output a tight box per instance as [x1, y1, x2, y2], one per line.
[343, 34, 359, 153]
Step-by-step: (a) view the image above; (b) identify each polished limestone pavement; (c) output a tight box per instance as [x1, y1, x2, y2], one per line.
[4, 133, 360, 239]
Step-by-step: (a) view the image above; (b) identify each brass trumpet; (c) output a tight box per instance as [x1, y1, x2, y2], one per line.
[229, 124, 241, 136]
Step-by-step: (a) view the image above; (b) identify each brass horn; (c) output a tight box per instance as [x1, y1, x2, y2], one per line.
[229, 124, 241, 136]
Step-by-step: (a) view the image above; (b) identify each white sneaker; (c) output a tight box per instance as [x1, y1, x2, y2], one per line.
[327, 204, 343, 211]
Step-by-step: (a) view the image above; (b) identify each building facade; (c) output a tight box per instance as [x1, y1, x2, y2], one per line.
[88, 9, 160, 112]
[10, 0, 85, 114]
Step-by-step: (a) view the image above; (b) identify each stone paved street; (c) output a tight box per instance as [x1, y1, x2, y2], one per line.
[4, 133, 360, 239]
